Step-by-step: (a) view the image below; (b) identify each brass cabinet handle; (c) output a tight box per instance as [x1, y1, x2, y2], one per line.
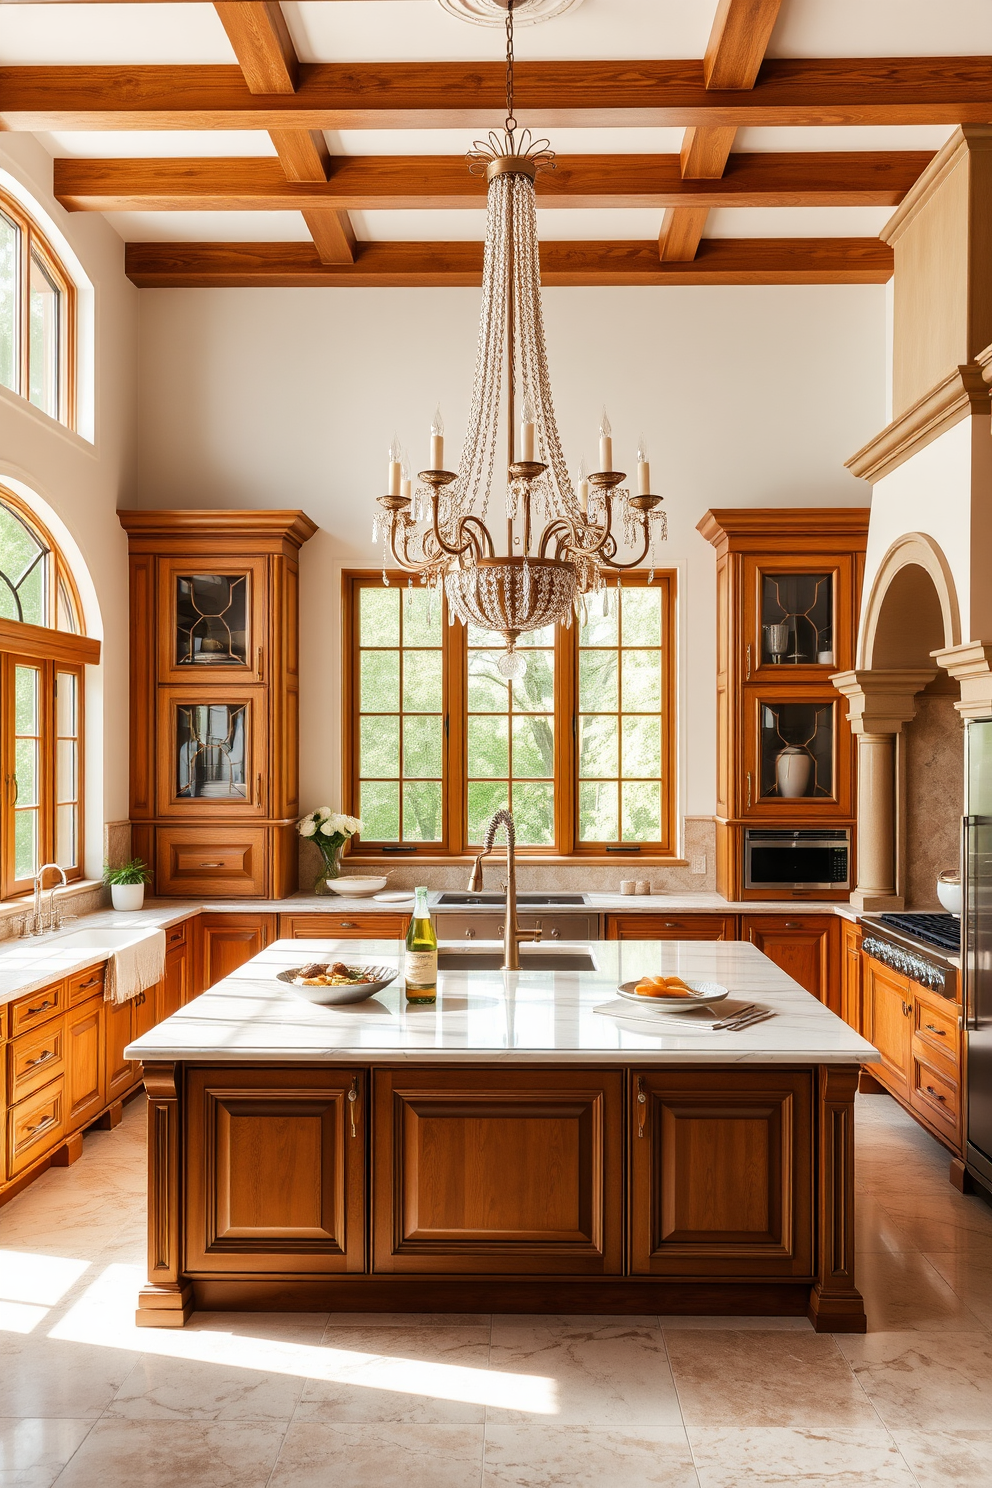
[347, 1077, 359, 1138]
[339, 921, 358, 929]
[465, 928, 475, 939]
[24, 1049, 55, 1068]
[77, 975, 101, 989]
[199, 862, 224, 868]
[746, 642, 752, 680]
[902, 1001, 912, 1016]
[924, 1023, 947, 1036]
[636, 1075, 647, 1139]
[256, 645, 263, 677]
[746, 771, 752, 809]
[663, 921, 678, 928]
[26, 1000, 54, 1017]
[551, 928, 561, 939]
[784, 921, 803, 929]
[25, 1114, 57, 1137]
[256, 773, 262, 802]
[925, 1084, 947, 1102]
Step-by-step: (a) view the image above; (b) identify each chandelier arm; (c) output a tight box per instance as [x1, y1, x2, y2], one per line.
[599, 515, 653, 570]
[461, 514, 496, 559]
[427, 490, 477, 559]
[385, 517, 436, 576]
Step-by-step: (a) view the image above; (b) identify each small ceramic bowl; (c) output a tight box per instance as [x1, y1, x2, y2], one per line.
[937, 870, 962, 917]
[325, 876, 389, 896]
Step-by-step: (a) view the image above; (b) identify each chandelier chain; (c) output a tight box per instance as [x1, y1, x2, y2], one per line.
[504, 0, 517, 134]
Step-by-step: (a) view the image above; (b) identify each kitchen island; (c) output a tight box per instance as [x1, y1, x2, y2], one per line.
[126, 938, 879, 1334]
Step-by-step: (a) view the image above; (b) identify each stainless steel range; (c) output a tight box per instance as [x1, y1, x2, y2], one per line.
[861, 912, 960, 998]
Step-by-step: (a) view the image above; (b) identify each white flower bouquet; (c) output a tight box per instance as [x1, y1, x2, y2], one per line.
[297, 807, 363, 891]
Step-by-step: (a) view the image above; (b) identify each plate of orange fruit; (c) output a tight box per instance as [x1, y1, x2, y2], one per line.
[616, 975, 729, 1011]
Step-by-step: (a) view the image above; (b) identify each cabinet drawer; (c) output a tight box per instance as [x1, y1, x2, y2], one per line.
[157, 826, 268, 896]
[0, 1004, 7, 1041]
[10, 1020, 65, 1103]
[165, 921, 189, 950]
[434, 913, 598, 942]
[278, 913, 409, 940]
[68, 963, 106, 1006]
[913, 995, 960, 1070]
[911, 1058, 959, 1136]
[11, 982, 64, 1038]
[9, 1075, 65, 1176]
[606, 914, 737, 941]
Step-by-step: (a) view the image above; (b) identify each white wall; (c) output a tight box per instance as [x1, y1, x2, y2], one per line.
[131, 282, 887, 824]
[0, 134, 138, 877]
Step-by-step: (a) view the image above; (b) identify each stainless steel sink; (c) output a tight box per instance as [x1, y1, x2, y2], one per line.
[438, 947, 597, 971]
[436, 892, 588, 906]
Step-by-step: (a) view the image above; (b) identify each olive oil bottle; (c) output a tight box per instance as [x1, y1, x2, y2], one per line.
[404, 886, 438, 1004]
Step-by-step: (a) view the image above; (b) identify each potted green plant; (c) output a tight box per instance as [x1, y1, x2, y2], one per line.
[104, 858, 151, 911]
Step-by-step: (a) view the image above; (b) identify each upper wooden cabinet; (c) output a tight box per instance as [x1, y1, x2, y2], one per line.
[120, 510, 316, 898]
[698, 509, 869, 899]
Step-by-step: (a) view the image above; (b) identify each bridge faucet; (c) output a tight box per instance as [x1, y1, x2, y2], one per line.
[32, 863, 67, 935]
[467, 809, 541, 971]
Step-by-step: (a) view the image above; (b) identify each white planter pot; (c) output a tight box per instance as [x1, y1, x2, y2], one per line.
[111, 883, 145, 912]
[775, 746, 812, 798]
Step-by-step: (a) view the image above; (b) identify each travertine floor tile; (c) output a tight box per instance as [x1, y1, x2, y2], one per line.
[268, 1421, 485, 1488]
[300, 1325, 492, 1424]
[0, 1338, 136, 1419]
[686, 1427, 917, 1487]
[487, 1321, 681, 1426]
[893, 1428, 992, 1486]
[924, 1249, 992, 1327]
[52, 1419, 287, 1488]
[0, 1416, 93, 1488]
[323, 1312, 490, 1329]
[837, 1332, 992, 1429]
[106, 1352, 305, 1421]
[483, 1424, 698, 1487]
[665, 1332, 878, 1429]
[660, 1316, 813, 1331]
[857, 1250, 987, 1331]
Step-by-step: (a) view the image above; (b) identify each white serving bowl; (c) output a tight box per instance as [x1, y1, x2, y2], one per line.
[937, 871, 962, 917]
[325, 876, 388, 897]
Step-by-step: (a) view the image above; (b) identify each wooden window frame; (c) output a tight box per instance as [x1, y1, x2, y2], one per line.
[343, 567, 678, 862]
[0, 188, 76, 430]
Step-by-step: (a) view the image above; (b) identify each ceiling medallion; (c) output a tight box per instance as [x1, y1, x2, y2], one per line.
[374, 0, 665, 673]
[437, 0, 586, 26]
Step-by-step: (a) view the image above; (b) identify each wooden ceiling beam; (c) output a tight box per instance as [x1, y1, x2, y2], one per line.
[4, 59, 991, 130]
[52, 151, 932, 211]
[214, 1, 354, 263]
[662, 0, 782, 264]
[123, 237, 893, 289]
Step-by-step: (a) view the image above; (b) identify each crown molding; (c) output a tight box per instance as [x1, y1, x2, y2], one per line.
[845, 362, 991, 484]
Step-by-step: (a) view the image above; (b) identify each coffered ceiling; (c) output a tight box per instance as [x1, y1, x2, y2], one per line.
[3, 0, 990, 286]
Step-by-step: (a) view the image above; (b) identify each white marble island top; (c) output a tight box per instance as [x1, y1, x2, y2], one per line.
[126, 938, 879, 1067]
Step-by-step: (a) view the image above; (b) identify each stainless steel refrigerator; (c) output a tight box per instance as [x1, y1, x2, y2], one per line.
[964, 719, 992, 1196]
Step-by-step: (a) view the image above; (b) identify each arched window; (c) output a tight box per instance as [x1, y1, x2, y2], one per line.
[0, 189, 75, 427]
[0, 490, 94, 897]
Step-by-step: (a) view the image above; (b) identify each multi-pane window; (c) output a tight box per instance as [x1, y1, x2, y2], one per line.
[0, 192, 74, 427]
[0, 490, 86, 897]
[345, 570, 676, 856]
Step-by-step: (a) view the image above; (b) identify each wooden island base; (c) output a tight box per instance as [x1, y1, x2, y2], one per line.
[137, 1060, 867, 1334]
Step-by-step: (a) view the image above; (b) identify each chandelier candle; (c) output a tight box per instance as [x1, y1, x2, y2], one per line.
[637, 439, 651, 497]
[388, 437, 402, 498]
[372, 0, 666, 674]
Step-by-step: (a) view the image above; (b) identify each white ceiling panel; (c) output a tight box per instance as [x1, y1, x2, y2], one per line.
[328, 126, 688, 156]
[285, 0, 715, 63]
[704, 207, 893, 240]
[734, 125, 958, 154]
[351, 206, 665, 240]
[37, 131, 278, 160]
[767, 0, 992, 58]
[0, 3, 237, 64]
[107, 210, 314, 242]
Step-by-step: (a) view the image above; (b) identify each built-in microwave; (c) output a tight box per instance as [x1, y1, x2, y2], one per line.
[744, 828, 850, 891]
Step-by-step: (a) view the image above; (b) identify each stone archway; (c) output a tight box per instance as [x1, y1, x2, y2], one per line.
[833, 533, 961, 909]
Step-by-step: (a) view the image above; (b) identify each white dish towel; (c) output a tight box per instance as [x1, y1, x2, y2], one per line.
[104, 930, 166, 1006]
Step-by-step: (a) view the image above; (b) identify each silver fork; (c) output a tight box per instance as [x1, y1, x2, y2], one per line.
[714, 1008, 774, 1033]
[710, 1003, 758, 1029]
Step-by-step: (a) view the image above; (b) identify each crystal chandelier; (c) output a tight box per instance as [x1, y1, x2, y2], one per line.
[373, 0, 666, 677]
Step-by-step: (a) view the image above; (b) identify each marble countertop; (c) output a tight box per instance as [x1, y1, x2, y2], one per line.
[125, 937, 880, 1067]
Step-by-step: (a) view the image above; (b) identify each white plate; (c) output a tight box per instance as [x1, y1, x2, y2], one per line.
[373, 891, 415, 903]
[616, 979, 729, 1012]
[324, 877, 388, 896]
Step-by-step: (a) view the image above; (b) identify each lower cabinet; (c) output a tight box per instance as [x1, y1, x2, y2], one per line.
[9, 1077, 65, 1178]
[195, 913, 277, 994]
[371, 1067, 624, 1275]
[841, 921, 863, 1032]
[106, 994, 138, 1104]
[66, 995, 105, 1130]
[864, 957, 914, 1101]
[606, 913, 737, 941]
[742, 914, 839, 1011]
[278, 912, 410, 940]
[184, 1064, 366, 1274]
[629, 1068, 814, 1278]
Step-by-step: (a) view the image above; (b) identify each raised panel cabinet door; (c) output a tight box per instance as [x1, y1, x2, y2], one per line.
[66, 996, 105, 1130]
[742, 915, 838, 1010]
[184, 1065, 366, 1274]
[629, 1069, 814, 1278]
[841, 923, 863, 1031]
[605, 914, 737, 941]
[865, 959, 913, 1098]
[105, 996, 136, 1103]
[196, 914, 276, 994]
[160, 943, 187, 1020]
[373, 1067, 624, 1275]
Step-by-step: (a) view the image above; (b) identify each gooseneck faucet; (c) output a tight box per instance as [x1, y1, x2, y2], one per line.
[467, 809, 541, 971]
[32, 863, 67, 935]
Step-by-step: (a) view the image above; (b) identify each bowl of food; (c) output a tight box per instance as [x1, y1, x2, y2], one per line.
[324, 876, 389, 897]
[937, 869, 962, 917]
[277, 960, 397, 1005]
[617, 974, 729, 1012]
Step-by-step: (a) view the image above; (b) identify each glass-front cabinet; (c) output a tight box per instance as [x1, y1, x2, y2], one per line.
[743, 556, 856, 680]
[742, 688, 851, 818]
[156, 689, 267, 817]
[156, 558, 266, 682]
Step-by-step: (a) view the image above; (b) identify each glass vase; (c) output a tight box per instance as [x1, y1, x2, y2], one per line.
[315, 833, 346, 893]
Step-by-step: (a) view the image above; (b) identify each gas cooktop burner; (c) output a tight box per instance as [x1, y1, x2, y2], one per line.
[877, 912, 961, 954]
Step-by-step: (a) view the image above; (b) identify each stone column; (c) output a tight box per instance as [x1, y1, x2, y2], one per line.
[832, 669, 937, 911]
